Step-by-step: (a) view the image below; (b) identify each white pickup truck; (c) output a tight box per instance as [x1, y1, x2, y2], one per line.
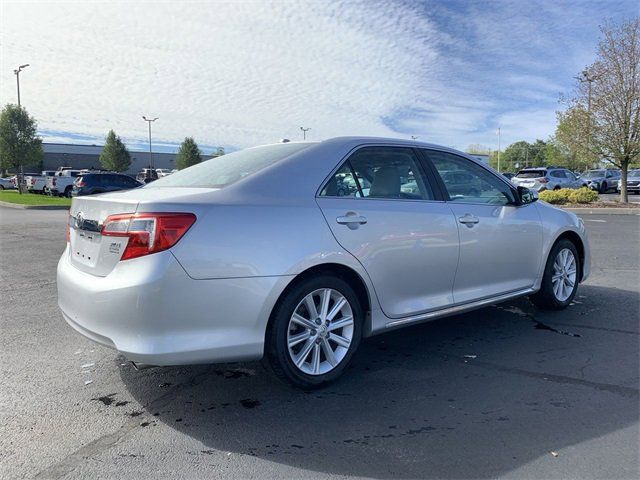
[46, 170, 84, 197]
[26, 171, 57, 193]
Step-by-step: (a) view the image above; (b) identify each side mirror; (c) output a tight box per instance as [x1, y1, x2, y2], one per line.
[517, 186, 538, 205]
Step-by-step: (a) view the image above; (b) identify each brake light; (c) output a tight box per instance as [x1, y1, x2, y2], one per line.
[538, 177, 549, 183]
[76, 180, 86, 187]
[101, 213, 196, 260]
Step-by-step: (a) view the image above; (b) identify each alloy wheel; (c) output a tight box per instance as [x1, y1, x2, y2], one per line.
[552, 248, 577, 302]
[287, 288, 354, 375]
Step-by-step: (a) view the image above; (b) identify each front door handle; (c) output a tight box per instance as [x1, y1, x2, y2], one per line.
[458, 214, 479, 227]
[337, 212, 367, 229]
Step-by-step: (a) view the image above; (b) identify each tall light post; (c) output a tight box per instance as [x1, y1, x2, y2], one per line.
[496, 127, 501, 172]
[142, 116, 158, 174]
[576, 69, 597, 168]
[13, 64, 29, 194]
[14, 64, 29, 107]
[300, 126, 310, 140]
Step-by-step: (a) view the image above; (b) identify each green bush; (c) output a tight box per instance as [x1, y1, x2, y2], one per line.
[539, 189, 571, 204]
[539, 188, 598, 204]
[568, 187, 599, 204]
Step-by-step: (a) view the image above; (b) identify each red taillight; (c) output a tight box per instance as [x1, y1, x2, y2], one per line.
[538, 177, 549, 183]
[76, 181, 86, 187]
[101, 213, 196, 261]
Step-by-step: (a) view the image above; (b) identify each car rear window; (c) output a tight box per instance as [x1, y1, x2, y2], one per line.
[516, 170, 546, 178]
[146, 143, 312, 189]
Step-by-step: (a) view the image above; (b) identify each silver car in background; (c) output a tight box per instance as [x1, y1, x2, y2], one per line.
[57, 137, 590, 388]
[618, 169, 640, 194]
[511, 167, 585, 192]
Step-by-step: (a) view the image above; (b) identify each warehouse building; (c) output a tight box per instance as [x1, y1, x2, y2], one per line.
[42, 143, 214, 174]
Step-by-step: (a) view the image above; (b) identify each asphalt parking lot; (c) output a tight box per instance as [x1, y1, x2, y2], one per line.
[1, 207, 638, 479]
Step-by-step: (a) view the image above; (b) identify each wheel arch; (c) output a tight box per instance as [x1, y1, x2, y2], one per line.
[265, 263, 374, 345]
[552, 230, 586, 282]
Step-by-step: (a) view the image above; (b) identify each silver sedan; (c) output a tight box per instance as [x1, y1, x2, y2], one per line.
[57, 137, 590, 388]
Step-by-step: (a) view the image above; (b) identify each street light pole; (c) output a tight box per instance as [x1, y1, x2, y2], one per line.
[577, 69, 597, 168]
[496, 127, 501, 172]
[142, 116, 158, 176]
[13, 64, 29, 194]
[300, 126, 310, 140]
[13, 64, 29, 107]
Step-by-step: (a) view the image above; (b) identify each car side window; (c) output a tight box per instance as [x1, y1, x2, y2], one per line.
[424, 150, 516, 205]
[554, 170, 567, 179]
[565, 171, 576, 181]
[320, 147, 433, 200]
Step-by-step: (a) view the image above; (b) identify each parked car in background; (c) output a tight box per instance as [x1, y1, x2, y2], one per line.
[58, 137, 590, 388]
[511, 167, 584, 192]
[136, 168, 159, 183]
[26, 171, 57, 193]
[502, 172, 516, 180]
[581, 169, 621, 193]
[0, 177, 16, 190]
[156, 169, 172, 177]
[47, 170, 84, 197]
[618, 169, 640, 194]
[72, 173, 143, 197]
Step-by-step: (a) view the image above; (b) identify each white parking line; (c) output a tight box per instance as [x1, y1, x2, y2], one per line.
[585, 219, 607, 223]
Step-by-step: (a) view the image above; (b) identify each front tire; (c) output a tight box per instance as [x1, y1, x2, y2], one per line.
[265, 275, 363, 389]
[530, 239, 581, 310]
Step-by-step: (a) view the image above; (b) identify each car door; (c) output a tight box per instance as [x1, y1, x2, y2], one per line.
[316, 146, 460, 318]
[421, 149, 543, 304]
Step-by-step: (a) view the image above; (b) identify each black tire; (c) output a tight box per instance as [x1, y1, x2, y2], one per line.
[0, 185, 4, 190]
[599, 181, 607, 193]
[530, 238, 581, 310]
[265, 274, 363, 389]
[553, 186, 561, 191]
[64, 186, 73, 198]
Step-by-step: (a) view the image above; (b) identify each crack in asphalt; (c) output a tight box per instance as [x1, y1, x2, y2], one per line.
[33, 368, 214, 479]
[443, 353, 639, 399]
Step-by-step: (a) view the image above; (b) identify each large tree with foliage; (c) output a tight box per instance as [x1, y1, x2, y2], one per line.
[490, 140, 548, 172]
[99, 130, 131, 172]
[176, 137, 202, 170]
[0, 104, 43, 192]
[557, 19, 640, 202]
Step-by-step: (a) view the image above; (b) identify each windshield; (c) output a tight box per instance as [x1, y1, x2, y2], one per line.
[516, 170, 546, 178]
[581, 170, 605, 179]
[628, 170, 640, 179]
[146, 143, 312, 189]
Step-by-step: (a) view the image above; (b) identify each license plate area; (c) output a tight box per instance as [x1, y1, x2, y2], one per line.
[72, 229, 103, 268]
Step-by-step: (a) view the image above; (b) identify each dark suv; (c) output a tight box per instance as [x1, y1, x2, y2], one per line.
[72, 173, 142, 197]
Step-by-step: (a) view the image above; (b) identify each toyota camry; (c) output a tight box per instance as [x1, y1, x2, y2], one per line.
[57, 137, 590, 388]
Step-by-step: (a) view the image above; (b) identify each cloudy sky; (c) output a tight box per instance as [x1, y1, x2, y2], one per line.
[1, 0, 636, 153]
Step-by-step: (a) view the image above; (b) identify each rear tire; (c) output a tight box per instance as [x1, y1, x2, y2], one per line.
[64, 186, 73, 198]
[530, 239, 581, 310]
[265, 275, 363, 389]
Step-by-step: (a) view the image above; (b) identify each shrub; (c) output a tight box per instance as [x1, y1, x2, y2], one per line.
[539, 189, 571, 204]
[568, 187, 599, 204]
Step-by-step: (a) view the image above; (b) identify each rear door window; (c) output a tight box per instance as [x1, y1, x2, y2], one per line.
[320, 147, 434, 200]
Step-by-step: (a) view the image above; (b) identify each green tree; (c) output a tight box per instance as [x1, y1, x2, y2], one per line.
[555, 106, 597, 171]
[99, 130, 131, 172]
[176, 137, 202, 170]
[557, 19, 640, 202]
[0, 104, 43, 193]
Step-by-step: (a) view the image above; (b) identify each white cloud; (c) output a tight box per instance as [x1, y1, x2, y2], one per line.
[1, 0, 635, 151]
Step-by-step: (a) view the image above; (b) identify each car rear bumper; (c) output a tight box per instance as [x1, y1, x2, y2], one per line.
[57, 246, 292, 365]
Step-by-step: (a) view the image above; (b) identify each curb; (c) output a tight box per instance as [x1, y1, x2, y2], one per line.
[0, 200, 70, 210]
[564, 207, 640, 215]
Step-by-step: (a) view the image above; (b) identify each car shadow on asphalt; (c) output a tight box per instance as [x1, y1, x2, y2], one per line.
[118, 285, 639, 478]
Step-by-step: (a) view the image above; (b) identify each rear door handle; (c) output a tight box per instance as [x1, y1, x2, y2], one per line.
[336, 212, 367, 229]
[458, 214, 479, 227]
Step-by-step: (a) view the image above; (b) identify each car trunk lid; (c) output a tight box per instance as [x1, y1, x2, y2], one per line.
[68, 187, 214, 277]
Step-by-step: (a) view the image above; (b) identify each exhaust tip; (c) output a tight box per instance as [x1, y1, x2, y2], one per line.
[131, 361, 157, 371]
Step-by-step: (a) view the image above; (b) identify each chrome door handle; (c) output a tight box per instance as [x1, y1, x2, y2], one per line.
[458, 214, 479, 227]
[336, 212, 367, 229]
